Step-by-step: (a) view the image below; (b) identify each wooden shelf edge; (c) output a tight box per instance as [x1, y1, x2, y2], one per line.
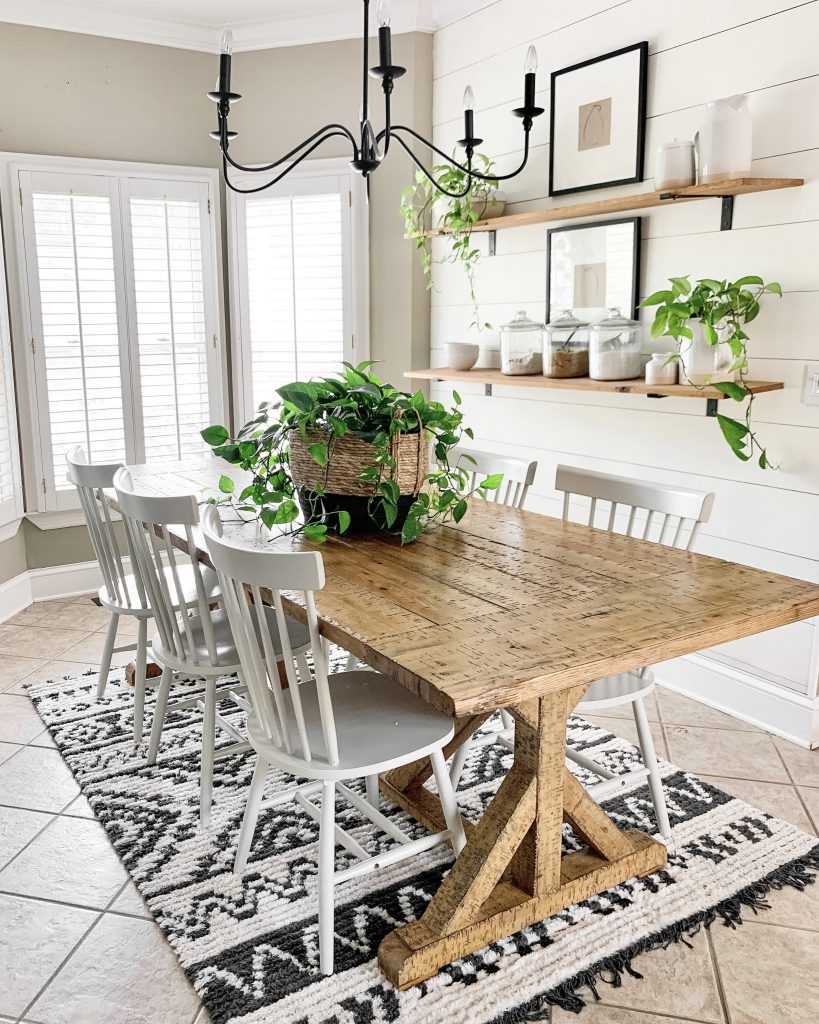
[404, 367, 784, 401]
[404, 177, 804, 238]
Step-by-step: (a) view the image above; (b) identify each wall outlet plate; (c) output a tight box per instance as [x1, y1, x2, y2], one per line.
[803, 363, 819, 406]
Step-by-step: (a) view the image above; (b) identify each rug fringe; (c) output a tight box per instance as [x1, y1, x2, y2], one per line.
[501, 844, 819, 1022]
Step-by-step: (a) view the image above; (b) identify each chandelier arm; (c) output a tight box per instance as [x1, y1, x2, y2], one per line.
[222, 131, 354, 194]
[390, 123, 532, 181]
[220, 121, 359, 174]
[391, 132, 473, 199]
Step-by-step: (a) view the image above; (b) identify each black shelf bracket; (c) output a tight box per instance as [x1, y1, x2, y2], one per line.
[658, 191, 736, 231]
[487, 230, 497, 256]
[706, 398, 719, 417]
[485, 383, 493, 396]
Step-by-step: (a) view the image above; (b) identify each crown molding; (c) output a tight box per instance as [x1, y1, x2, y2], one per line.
[0, 0, 480, 52]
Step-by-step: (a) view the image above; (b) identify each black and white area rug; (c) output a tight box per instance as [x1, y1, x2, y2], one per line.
[29, 664, 819, 1024]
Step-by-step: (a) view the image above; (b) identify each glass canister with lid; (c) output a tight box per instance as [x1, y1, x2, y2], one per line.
[500, 310, 544, 375]
[589, 308, 643, 381]
[543, 309, 590, 378]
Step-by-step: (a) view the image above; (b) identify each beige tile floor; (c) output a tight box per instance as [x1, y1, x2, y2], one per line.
[0, 595, 818, 1024]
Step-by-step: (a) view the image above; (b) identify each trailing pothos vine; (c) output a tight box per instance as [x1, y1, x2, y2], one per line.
[641, 275, 782, 468]
[201, 362, 503, 544]
[400, 153, 499, 331]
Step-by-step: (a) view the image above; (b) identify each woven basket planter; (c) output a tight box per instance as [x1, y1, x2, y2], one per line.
[289, 427, 428, 532]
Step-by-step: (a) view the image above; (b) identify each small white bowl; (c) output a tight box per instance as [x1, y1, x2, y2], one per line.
[446, 342, 480, 371]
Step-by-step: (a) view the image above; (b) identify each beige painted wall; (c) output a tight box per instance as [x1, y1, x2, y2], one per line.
[0, 21, 431, 583]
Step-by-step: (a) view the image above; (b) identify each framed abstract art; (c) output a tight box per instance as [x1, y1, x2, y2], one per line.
[549, 42, 648, 197]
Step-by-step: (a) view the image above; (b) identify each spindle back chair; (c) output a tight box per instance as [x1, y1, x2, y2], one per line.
[66, 446, 149, 740]
[201, 505, 466, 974]
[452, 447, 537, 510]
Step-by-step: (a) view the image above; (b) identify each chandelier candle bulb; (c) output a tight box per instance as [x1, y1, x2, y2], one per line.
[524, 45, 538, 108]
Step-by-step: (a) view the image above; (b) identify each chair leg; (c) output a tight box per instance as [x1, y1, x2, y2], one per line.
[295, 652, 311, 684]
[449, 734, 474, 790]
[344, 652, 358, 671]
[632, 697, 671, 841]
[132, 618, 148, 744]
[200, 679, 216, 828]
[365, 774, 379, 807]
[147, 666, 173, 766]
[234, 755, 269, 873]
[97, 612, 119, 698]
[318, 780, 336, 975]
[499, 709, 515, 734]
[431, 748, 466, 855]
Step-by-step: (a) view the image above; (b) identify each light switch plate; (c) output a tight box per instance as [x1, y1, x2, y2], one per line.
[803, 363, 819, 406]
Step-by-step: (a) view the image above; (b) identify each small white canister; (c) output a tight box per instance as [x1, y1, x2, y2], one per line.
[655, 139, 696, 190]
[645, 353, 678, 386]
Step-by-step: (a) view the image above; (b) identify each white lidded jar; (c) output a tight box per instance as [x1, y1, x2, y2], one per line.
[645, 352, 678, 386]
[589, 308, 643, 381]
[655, 139, 695, 190]
[500, 310, 544, 375]
[543, 310, 590, 378]
[695, 94, 753, 184]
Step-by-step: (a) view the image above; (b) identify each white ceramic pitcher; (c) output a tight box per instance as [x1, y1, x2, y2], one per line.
[695, 94, 753, 184]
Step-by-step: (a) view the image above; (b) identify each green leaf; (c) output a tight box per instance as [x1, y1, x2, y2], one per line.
[479, 473, 504, 491]
[640, 289, 674, 307]
[401, 514, 424, 545]
[759, 451, 768, 469]
[382, 499, 398, 529]
[764, 281, 782, 296]
[238, 441, 257, 460]
[452, 389, 462, 404]
[260, 509, 275, 530]
[712, 381, 749, 402]
[308, 442, 328, 467]
[337, 510, 351, 534]
[303, 524, 328, 542]
[218, 474, 235, 494]
[201, 424, 230, 446]
[276, 382, 316, 412]
[272, 500, 300, 525]
[733, 275, 763, 288]
[452, 499, 468, 523]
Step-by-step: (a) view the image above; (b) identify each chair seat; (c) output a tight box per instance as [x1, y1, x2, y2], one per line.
[151, 604, 311, 673]
[99, 564, 221, 616]
[576, 670, 655, 711]
[248, 669, 455, 778]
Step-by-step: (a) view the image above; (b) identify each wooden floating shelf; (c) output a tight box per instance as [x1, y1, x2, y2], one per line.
[405, 368, 784, 410]
[406, 177, 803, 238]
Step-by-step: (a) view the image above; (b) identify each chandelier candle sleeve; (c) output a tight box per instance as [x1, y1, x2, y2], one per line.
[219, 25, 233, 94]
[524, 45, 538, 109]
[463, 86, 475, 142]
[377, 0, 392, 66]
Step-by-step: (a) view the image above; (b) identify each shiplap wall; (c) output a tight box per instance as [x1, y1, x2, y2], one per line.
[430, 0, 819, 742]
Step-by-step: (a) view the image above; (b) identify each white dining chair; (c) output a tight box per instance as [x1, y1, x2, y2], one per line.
[66, 446, 152, 742]
[201, 503, 466, 976]
[464, 464, 715, 840]
[113, 468, 312, 826]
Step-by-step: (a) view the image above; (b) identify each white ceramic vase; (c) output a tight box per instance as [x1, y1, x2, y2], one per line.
[678, 321, 737, 385]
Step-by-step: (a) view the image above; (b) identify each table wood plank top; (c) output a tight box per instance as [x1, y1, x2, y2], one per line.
[122, 459, 819, 718]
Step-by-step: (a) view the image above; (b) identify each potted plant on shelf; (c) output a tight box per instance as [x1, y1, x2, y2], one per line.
[201, 361, 503, 544]
[400, 153, 502, 336]
[641, 275, 782, 467]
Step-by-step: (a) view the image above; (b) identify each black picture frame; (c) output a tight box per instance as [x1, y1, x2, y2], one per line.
[549, 41, 648, 198]
[545, 216, 641, 324]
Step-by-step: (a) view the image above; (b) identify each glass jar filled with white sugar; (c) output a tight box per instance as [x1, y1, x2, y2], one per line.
[589, 308, 643, 381]
[500, 310, 544, 375]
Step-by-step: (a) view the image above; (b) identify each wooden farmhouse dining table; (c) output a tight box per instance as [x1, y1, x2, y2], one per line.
[119, 459, 819, 990]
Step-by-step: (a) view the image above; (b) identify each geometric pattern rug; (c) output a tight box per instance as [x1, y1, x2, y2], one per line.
[28, 663, 819, 1024]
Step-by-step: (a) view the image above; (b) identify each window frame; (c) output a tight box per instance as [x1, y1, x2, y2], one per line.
[0, 153, 227, 515]
[226, 157, 369, 427]
[0, 216, 23, 536]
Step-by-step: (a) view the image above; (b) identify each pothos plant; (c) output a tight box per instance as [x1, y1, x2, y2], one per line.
[201, 361, 503, 544]
[400, 153, 499, 331]
[640, 275, 782, 468]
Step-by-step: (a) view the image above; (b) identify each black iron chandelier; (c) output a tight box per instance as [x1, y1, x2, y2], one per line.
[208, 0, 543, 197]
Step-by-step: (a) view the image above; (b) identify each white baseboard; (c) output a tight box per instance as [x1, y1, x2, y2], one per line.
[28, 559, 104, 601]
[656, 653, 819, 749]
[0, 571, 33, 622]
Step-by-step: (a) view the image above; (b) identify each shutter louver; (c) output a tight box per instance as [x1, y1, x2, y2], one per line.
[0, 276, 20, 526]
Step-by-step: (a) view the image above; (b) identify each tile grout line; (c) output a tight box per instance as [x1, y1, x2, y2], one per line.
[705, 927, 733, 1024]
[603, 1000, 723, 1024]
[12, 874, 134, 1024]
[770, 741, 819, 836]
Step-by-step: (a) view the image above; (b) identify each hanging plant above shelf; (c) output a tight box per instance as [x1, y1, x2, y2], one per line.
[640, 275, 782, 468]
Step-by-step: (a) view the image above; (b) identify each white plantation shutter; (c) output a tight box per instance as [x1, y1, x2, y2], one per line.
[0, 241, 22, 529]
[231, 166, 364, 422]
[15, 164, 223, 511]
[122, 179, 215, 463]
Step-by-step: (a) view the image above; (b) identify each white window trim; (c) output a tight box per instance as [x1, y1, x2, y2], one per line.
[0, 152, 228, 517]
[226, 156, 369, 428]
[0, 223, 23, 531]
